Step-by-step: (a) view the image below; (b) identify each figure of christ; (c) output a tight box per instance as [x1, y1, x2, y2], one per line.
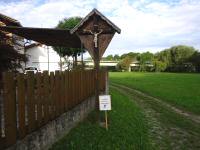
[83, 29, 103, 48]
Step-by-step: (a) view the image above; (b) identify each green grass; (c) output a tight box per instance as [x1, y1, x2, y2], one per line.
[114, 84, 200, 149]
[50, 88, 153, 150]
[109, 72, 200, 115]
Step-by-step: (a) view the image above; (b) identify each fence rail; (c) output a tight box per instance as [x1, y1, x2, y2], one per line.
[0, 69, 106, 149]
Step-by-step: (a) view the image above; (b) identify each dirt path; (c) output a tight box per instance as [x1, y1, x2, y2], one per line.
[111, 83, 200, 124]
[110, 83, 200, 150]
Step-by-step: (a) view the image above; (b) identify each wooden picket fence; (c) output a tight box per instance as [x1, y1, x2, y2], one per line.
[0, 69, 106, 149]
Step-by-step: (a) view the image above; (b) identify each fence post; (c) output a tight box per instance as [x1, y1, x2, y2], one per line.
[3, 72, 17, 147]
[17, 73, 26, 139]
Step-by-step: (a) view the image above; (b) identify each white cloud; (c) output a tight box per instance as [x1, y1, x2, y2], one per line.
[0, 0, 200, 56]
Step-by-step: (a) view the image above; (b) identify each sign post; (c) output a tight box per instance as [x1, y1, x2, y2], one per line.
[99, 95, 111, 130]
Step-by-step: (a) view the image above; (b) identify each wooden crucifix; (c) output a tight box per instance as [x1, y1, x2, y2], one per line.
[83, 29, 103, 48]
[70, 8, 121, 114]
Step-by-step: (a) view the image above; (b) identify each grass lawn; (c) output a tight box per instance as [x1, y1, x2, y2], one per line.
[109, 72, 200, 115]
[50, 88, 153, 150]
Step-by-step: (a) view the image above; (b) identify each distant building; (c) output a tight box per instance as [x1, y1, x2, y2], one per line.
[25, 43, 62, 72]
[84, 60, 140, 71]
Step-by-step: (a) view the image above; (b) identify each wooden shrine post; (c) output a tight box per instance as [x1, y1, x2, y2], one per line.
[71, 8, 121, 115]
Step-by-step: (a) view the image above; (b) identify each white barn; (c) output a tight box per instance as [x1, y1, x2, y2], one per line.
[25, 43, 61, 72]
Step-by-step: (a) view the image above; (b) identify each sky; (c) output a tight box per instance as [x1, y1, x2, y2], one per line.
[0, 0, 200, 57]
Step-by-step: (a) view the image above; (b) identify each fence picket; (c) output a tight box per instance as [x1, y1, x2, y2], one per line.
[17, 73, 26, 139]
[36, 72, 43, 127]
[0, 85, 5, 149]
[43, 71, 49, 123]
[61, 72, 65, 113]
[55, 71, 60, 116]
[64, 70, 69, 111]
[27, 71, 36, 132]
[3, 72, 17, 147]
[50, 72, 55, 120]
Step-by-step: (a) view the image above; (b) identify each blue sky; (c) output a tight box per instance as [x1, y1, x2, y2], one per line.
[0, 0, 200, 57]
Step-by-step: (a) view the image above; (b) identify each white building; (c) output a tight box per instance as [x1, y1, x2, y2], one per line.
[25, 43, 62, 72]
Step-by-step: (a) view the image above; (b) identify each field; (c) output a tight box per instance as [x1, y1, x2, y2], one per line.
[51, 72, 200, 150]
[110, 72, 200, 115]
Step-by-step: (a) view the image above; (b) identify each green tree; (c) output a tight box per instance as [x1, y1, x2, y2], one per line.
[53, 17, 84, 69]
[0, 32, 27, 75]
[169, 45, 195, 65]
[105, 54, 113, 60]
[117, 56, 133, 71]
[0, 44, 27, 72]
[190, 51, 200, 72]
[120, 52, 139, 60]
[153, 60, 167, 72]
[113, 54, 120, 60]
[155, 45, 196, 72]
[138, 52, 154, 71]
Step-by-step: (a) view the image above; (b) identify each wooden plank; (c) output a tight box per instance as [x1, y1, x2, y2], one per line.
[74, 71, 78, 105]
[36, 72, 42, 127]
[64, 71, 68, 111]
[60, 72, 64, 113]
[67, 71, 70, 109]
[78, 70, 81, 103]
[50, 72, 55, 120]
[0, 85, 4, 149]
[58, 72, 62, 115]
[92, 70, 95, 94]
[3, 72, 17, 147]
[72, 71, 76, 107]
[0, 138, 5, 150]
[86, 71, 89, 97]
[71, 71, 74, 107]
[89, 70, 92, 95]
[43, 71, 49, 123]
[17, 73, 26, 139]
[26, 71, 36, 132]
[69, 71, 72, 109]
[80, 71, 83, 103]
[83, 70, 86, 99]
[55, 71, 60, 116]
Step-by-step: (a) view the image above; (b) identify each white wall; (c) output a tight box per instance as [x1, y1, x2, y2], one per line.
[26, 45, 61, 72]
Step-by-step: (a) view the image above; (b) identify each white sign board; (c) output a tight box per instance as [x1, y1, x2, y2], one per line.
[99, 95, 111, 111]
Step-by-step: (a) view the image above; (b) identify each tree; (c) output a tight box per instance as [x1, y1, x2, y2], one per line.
[120, 52, 139, 60]
[117, 56, 133, 71]
[138, 52, 154, 71]
[169, 45, 195, 65]
[190, 51, 200, 72]
[53, 17, 84, 69]
[0, 31, 27, 77]
[113, 54, 120, 60]
[105, 54, 113, 60]
[155, 45, 196, 72]
[153, 60, 167, 72]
